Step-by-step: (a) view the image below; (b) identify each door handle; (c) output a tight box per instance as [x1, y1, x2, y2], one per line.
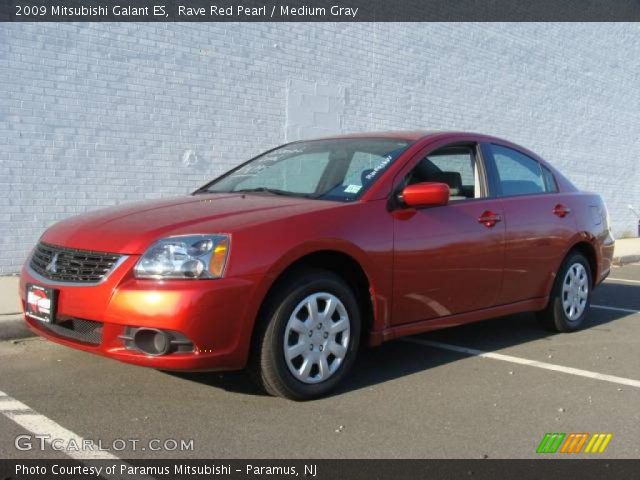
[553, 204, 571, 218]
[478, 210, 502, 228]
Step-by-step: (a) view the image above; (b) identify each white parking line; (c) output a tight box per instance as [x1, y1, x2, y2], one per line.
[402, 338, 640, 389]
[605, 277, 640, 285]
[0, 390, 155, 479]
[0, 390, 119, 460]
[592, 304, 639, 314]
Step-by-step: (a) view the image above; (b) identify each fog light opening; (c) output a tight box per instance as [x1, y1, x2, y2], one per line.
[133, 328, 170, 356]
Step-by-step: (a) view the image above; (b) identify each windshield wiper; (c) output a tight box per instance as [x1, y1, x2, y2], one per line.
[194, 187, 317, 198]
[232, 187, 309, 197]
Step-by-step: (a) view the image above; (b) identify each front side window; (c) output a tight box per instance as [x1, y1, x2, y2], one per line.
[490, 145, 546, 196]
[202, 138, 412, 202]
[405, 146, 484, 200]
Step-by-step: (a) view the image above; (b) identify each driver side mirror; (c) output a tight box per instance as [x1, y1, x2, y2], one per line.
[400, 182, 450, 208]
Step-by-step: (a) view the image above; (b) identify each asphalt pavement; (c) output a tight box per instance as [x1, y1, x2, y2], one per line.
[1, 264, 639, 460]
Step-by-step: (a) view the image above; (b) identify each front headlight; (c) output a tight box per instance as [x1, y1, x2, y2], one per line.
[134, 234, 230, 280]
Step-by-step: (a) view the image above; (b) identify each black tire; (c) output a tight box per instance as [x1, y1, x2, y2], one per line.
[248, 269, 361, 400]
[537, 251, 592, 332]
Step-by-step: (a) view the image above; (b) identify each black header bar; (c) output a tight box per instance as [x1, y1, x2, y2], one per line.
[2, 0, 640, 22]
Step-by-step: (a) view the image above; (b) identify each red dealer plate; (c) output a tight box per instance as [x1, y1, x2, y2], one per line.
[25, 283, 57, 324]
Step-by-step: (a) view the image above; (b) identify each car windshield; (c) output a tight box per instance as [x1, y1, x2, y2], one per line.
[200, 138, 412, 201]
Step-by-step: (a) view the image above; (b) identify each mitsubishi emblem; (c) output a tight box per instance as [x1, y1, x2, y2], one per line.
[46, 252, 59, 274]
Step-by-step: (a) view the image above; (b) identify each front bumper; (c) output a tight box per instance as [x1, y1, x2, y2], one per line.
[20, 256, 261, 372]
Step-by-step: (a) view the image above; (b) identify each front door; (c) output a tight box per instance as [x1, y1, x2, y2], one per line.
[392, 144, 505, 325]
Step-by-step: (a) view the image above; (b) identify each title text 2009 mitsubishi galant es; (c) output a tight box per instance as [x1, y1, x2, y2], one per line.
[20, 131, 614, 399]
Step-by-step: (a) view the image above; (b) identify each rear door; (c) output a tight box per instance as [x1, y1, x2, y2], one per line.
[391, 142, 505, 325]
[482, 143, 578, 304]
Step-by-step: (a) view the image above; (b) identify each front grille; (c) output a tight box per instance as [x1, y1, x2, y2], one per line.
[40, 318, 103, 345]
[30, 242, 122, 283]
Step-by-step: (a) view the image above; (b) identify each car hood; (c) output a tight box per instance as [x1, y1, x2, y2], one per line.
[40, 193, 339, 254]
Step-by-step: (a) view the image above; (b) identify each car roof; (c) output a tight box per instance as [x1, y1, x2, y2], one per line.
[304, 130, 513, 144]
[305, 130, 439, 142]
[305, 130, 546, 162]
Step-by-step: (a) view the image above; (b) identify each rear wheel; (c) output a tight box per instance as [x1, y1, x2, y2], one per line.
[249, 269, 361, 400]
[537, 251, 592, 332]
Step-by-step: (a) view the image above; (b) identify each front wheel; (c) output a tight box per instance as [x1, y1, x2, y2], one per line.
[537, 251, 592, 332]
[249, 269, 361, 400]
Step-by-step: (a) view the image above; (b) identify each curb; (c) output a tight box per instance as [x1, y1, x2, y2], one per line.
[0, 315, 34, 342]
[613, 255, 640, 266]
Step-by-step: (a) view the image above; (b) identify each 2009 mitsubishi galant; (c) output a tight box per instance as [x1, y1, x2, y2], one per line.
[20, 131, 615, 400]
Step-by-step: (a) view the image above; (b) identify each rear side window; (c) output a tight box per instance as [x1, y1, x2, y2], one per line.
[490, 145, 547, 196]
[541, 165, 558, 193]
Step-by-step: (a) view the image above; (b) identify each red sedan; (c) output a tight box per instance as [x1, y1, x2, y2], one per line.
[20, 131, 614, 399]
